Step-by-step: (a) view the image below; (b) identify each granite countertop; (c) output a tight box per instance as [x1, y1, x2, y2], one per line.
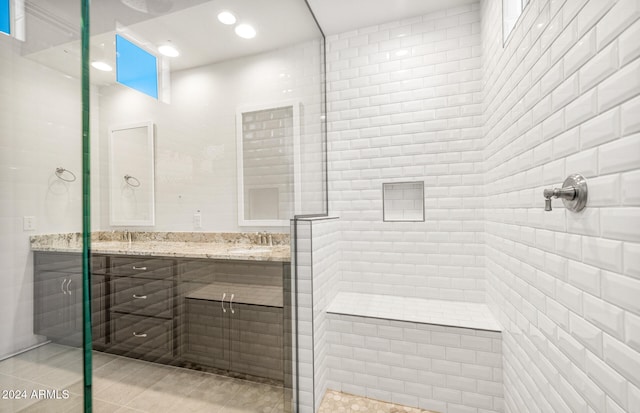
[30, 232, 291, 262]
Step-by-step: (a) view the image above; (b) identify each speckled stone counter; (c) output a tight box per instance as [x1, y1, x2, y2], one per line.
[30, 231, 291, 262]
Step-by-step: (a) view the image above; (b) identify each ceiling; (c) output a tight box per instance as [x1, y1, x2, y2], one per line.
[306, 0, 479, 35]
[24, 0, 321, 84]
[21, 0, 477, 84]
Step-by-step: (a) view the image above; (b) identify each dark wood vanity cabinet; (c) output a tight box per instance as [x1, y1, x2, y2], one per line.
[33, 252, 175, 358]
[179, 259, 286, 381]
[34, 251, 288, 382]
[182, 299, 284, 381]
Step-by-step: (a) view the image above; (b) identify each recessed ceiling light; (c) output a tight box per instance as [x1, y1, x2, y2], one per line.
[235, 24, 256, 39]
[158, 44, 180, 57]
[91, 61, 112, 71]
[217, 11, 236, 25]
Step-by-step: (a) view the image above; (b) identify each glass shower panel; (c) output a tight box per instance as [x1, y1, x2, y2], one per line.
[88, 1, 325, 412]
[0, 0, 87, 411]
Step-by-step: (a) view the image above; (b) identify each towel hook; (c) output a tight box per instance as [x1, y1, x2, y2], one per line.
[55, 167, 76, 182]
[124, 174, 141, 187]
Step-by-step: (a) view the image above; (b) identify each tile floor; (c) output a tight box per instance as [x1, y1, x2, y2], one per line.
[0, 344, 287, 413]
[0, 344, 434, 413]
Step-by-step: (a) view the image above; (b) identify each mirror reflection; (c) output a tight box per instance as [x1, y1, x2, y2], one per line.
[238, 104, 300, 226]
[109, 122, 155, 226]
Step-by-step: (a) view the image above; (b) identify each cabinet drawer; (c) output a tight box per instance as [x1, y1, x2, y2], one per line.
[111, 314, 173, 357]
[112, 278, 173, 318]
[110, 257, 174, 278]
[35, 253, 105, 274]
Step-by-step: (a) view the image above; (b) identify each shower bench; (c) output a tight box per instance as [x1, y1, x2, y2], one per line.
[324, 292, 504, 413]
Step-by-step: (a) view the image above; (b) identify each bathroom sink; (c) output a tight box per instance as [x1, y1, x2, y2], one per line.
[229, 247, 272, 254]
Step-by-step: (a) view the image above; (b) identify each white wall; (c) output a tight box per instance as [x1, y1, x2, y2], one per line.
[0, 36, 101, 358]
[481, 0, 640, 411]
[97, 41, 324, 233]
[326, 4, 486, 302]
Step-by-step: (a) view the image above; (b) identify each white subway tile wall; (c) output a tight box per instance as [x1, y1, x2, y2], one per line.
[482, 1, 640, 413]
[294, 218, 341, 413]
[326, 313, 504, 413]
[311, 219, 341, 410]
[327, 3, 486, 303]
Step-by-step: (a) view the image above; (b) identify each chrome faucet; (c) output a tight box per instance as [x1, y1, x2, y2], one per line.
[256, 232, 272, 246]
[543, 174, 588, 212]
[122, 230, 132, 245]
[543, 187, 576, 211]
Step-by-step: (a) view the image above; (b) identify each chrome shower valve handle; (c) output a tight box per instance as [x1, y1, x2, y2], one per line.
[543, 174, 588, 212]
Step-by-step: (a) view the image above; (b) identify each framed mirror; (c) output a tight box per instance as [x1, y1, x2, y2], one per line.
[108, 121, 155, 226]
[236, 102, 301, 226]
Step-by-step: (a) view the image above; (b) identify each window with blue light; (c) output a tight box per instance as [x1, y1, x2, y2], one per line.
[0, 0, 10, 35]
[116, 34, 158, 99]
[503, 0, 530, 44]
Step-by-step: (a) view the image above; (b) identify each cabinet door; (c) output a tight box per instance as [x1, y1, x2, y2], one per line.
[66, 273, 83, 347]
[92, 274, 107, 345]
[34, 272, 68, 339]
[182, 298, 229, 370]
[229, 304, 283, 381]
[34, 271, 82, 346]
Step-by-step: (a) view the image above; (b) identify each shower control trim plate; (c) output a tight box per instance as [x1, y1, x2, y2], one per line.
[543, 174, 588, 212]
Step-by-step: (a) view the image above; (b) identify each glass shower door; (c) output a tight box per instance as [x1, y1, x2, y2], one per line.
[0, 0, 89, 411]
[86, 1, 325, 413]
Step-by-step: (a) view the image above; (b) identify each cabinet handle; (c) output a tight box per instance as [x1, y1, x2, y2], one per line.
[132, 332, 147, 338]
[66, 279, 72, 295]
[230, 294, 235, 314]
[132, 294, 147, 299]
[221, 293, 226, 313]
[132, 266, 147, 271]
[61, 279, 67, 295]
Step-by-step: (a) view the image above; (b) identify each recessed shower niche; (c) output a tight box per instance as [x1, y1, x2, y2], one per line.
[382, 181, 425, 222]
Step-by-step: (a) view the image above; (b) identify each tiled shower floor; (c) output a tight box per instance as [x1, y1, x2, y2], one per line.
[318, 390, 438, 413]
